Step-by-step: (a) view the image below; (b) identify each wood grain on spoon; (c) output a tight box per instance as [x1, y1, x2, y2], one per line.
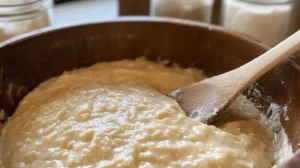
[169, 30, 300, 124]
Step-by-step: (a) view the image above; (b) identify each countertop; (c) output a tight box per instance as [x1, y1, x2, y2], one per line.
[53, 0, 118, 25]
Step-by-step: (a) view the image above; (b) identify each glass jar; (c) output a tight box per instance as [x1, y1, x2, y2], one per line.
[151, 0, 215, 23]
[0, 0, 53, 43]
[222, 0, 292, 46]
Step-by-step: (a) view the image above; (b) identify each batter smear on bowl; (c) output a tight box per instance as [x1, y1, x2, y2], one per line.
[1, 60, 274, 167]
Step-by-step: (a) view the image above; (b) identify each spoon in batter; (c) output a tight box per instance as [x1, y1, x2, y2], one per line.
[168, 30, 300, 124]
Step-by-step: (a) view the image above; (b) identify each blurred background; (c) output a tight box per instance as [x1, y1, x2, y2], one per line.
[0, 0, 299, 48]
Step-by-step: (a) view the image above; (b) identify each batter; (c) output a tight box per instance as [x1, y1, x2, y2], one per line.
[1, 60, 274, 167]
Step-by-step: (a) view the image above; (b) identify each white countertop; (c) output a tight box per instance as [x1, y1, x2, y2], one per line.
[53, 0, 118, 25]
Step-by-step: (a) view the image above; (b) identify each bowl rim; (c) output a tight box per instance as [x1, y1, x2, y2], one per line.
[0, 16, 269, 48]
[0, 16, 299, 71]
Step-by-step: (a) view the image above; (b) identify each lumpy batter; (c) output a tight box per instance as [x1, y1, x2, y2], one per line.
[1, 60, 274, 168]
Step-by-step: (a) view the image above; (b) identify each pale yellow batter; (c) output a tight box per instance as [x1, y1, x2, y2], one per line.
[1, 60, 274, 168]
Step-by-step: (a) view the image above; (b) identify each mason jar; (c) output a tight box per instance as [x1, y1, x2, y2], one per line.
[0, 0, 53, 43]
[222, 0, 292, 46]
[151, 0, 215, 23]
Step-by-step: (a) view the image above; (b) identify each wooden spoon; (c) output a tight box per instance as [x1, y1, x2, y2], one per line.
[168, 30, 300, 124]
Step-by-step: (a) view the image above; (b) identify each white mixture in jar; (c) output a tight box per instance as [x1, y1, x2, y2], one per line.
[222, 0, 292, 46]
[1, 60, 275, 167]
[0, 0, 52, 43]
[151, 0, 214, 23]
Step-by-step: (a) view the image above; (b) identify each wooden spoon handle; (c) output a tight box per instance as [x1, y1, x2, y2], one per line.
[233, 30, 300, 86]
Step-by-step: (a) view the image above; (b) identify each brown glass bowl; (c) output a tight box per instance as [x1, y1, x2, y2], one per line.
[0, 17, 299, 166]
